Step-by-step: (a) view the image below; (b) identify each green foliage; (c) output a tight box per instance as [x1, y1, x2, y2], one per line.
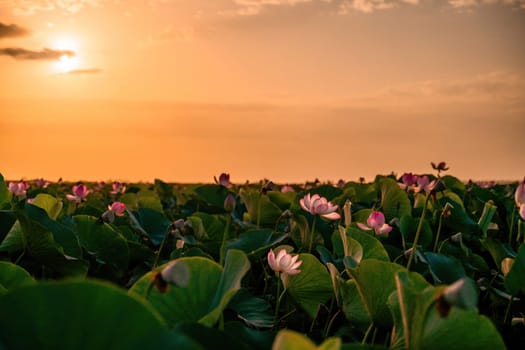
[0, 280, 169, 350]
[379, 177, 412, 221]
[272, 330, 341, 350]
[423, 252, 466, 284]
[194, 184, 234, 211]
[0, 262, 35, 295]
[388, 271, 505, 350]
[346, 227, 390, 262]
[400, 215, 433, 248]
[73, 215, 129, 275]
[225, 229, 289, 259]
[239, 189, 282, 226]
[0, 173, 11, 209]
[504, 243, 525, 295]
[129, 249, 250, 327]
[136, 207, 171, 245]
[0, 172, 520, 348]
[30, 193, 63, 220]
[286, 253, 334, 318]
[347, 259, 405, 329]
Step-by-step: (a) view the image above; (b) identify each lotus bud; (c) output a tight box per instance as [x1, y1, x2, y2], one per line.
[223, 194, 236, 212]
[432, 161, 449, 172]
[108, 201, 126, 217]
[214, 173, 232, 188]
[343, 200, 352, 227]
[281, 185, 294, 193]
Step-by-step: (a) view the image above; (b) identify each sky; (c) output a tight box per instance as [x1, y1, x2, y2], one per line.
[0, 0, 524, 184]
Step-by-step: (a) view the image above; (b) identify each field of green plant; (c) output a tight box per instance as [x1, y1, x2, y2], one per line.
[0, 166, 524, 349]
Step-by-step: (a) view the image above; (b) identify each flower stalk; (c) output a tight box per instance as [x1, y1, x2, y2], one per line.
[308, 215, 317, 253]
[219, 214, 231, 265]
[407, 193, 431, 270]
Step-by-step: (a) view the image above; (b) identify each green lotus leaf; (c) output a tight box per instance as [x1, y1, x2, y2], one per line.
[0, 280, 169, 350]
[129, 249, 250, 327]
[379, 177, 411, 222]
[29, 193, 63, 220]
[272, 329, 341, 350]
[504, 243, 525, 296]
[0, 261, 35, 295]
[73, 215, 129, 274]
[286, 253, 333, 318]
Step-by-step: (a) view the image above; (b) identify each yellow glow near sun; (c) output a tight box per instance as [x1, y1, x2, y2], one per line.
[52, 36, 80, 74]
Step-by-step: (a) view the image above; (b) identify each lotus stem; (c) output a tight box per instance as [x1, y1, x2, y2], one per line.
[219, 214, 231, 265]
[152, 231, 169, 269]
[508, 206, 516, 246]
[14, 249, 25, 265]
[504, 296, 514, 325]
[256, 193, 262, 229]
[274, 275, 287, 326]
[433, 209, 444, 253]
[517, 219, 523, 244]
[407, 193, 430, 270]
[362, 322, 374, 344]
[371, 327, 378, 344]
[308, 215, 318, 253]
[324, 310, 341, 338]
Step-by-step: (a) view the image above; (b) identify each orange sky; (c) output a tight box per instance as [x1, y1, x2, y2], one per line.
[1, 0, 524, 183]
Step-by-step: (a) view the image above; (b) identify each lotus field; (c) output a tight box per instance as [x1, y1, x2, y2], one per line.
[1, 166, 524, 349]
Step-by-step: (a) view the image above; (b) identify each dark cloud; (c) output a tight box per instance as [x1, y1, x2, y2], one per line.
[0, 23, 30, 39]
[0, 47, 75, 60]
[66, 68, 102, 74]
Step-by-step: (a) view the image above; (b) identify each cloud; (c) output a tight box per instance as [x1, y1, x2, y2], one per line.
[372, 72, 525, 113]
[230, 0, 314, 16]
[0, 47, 75, 60]
[338, 0, 418, 14]
[389, 72, 525, 97]
[138, 25, 197, 49]
[448, 0, 525, 9]
[0, 22, 30, 38]
[8, 0, 103, 16]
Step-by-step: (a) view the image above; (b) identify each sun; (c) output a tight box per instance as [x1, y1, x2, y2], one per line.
[51, 36, 80, 74]
[56, 53, 79, 73]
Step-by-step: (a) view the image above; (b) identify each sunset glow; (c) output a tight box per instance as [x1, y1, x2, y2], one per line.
[0, 1, 524, 183]
[51, 36, 80, 73]
[55, 53, 77, 73]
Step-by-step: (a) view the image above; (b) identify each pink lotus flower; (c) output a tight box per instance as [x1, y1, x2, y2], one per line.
[110, 181, 126, 195]
[300, 193, 341, 220]
[108, 201, 126, 217]
[268, 248, 302, 287]
[413, 176, 437, 194]
[516, 177, 525, 220]
[8, 181, 29, 197]
[214, 173, 232, 188]
[281, 185, 294, 193]
[66, 184, 90, 203]
[476, 181, 495, 189]
[33, 178, 49, 188]
[357, 211, 393, 236]
[398, 173, 418, 190]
